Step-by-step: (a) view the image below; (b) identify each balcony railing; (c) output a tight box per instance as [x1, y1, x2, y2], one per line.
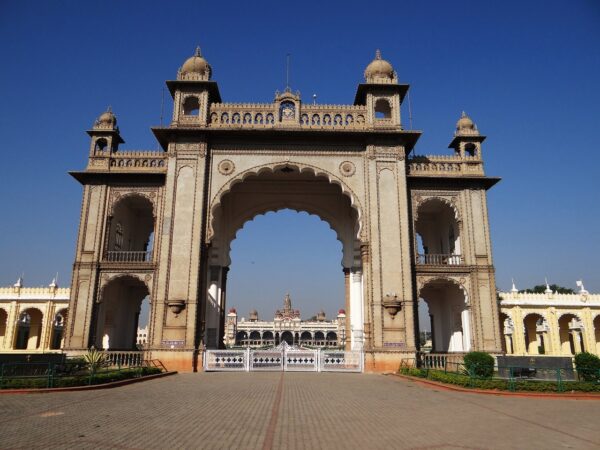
[105, 251, 152, 263]
[416, 254, 464, 265]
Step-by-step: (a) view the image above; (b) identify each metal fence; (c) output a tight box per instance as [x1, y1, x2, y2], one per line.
[412, 360, 600, 392]
[204, 346, 362, 373]
[0, 354, 153, 390]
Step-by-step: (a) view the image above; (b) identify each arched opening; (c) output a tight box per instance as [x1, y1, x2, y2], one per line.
[419, 280, 470, 353]
[236, 331, 248, 346]
[94, 276, 150, 350]
[210, 165, 362, 351]
[0, 308, 7, 348]
[107, 195, 154, 262]
[499, 312, 513, 354]
[300, 331, 312, 345]
[14, 308, 43, 350]
[417, 299, 433, 352]
[594, 315, 600, 355]
[182, 96, 200, 115]
[314, 331, 325, 346]
[374, 98, 391, 119]
[523, 313, 547, 355]
[415, 199, 461, 265]
[263, 330, 274, 345]
[281, 331, 294, 345]
[558, 314, 584, 355]
[464, 143, 477, 157]
[326, 331, 338, 347]
[50, 309, 68, 350]
[95, 138, 108, 152]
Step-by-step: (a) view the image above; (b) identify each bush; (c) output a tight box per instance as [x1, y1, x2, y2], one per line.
[463, 351, 495, 378]
[574, 352, 600, 383]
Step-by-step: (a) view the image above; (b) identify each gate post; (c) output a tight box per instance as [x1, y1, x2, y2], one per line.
[245, 347, 250, 372]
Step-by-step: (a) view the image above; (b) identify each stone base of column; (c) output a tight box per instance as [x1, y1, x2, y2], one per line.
[363, 350, 418, 373]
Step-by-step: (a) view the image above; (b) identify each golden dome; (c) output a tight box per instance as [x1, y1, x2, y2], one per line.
[180, 47, 211, 79]
[364, 50, 394, 81]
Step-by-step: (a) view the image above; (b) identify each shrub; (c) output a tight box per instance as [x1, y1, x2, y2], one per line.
[463, 351, 495, 378]
[574, 352, 600, 383]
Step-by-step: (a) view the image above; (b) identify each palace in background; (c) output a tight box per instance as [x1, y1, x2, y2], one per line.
[223, 294, 346, 348]
[1, 280, 599, 357]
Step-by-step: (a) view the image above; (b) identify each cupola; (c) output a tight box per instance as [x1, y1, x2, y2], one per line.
[93, 107, 117, 130]
[364, 50, 397, 84]
[455, 111, 479, 136]
[178, 47, 212, 81]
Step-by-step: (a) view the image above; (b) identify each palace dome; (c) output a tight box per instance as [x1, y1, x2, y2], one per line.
[364, 50, 394, 82]
[338, 309, 346, 315]
[180, 47, 211, 79]
[95, 107, 117, 128]
[455, 111, 478, 135]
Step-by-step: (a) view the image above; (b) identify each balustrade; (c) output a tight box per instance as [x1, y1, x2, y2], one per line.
[104, 251, 152, 263]
[416, 254, 464, 265]
[104, 351, 144, 367]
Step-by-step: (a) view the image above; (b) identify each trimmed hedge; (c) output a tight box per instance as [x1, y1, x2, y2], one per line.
[398, 367, 600, 393]
[463, 351, 495, 378]
[574, 353, 600, 383]
[1, 366, 162, 390]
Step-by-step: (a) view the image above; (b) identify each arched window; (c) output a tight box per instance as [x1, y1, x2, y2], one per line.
[374, 99, 391, 119]
[95, 138, 108, 152]
[464, 143, 477, 157]
[182, 96, 200, 115]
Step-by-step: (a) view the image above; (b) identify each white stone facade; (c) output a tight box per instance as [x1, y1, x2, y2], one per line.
[224, 294, 346, 348]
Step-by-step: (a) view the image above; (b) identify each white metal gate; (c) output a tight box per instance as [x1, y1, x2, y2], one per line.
[204, 345, 362, 373]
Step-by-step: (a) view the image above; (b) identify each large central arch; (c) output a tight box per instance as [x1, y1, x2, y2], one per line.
[204, 163, 365, 351]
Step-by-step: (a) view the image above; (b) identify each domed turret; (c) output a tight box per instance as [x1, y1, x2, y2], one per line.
[364, 50, 396, 84]
[178, 47, 211, 81]
[317, 309, 326, 322]
[249, 309, 258, 321]
[93, 106, 117, 130]
[455, 111, 479, 136]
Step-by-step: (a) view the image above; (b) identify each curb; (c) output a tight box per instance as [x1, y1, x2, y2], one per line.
[391, 373, 600, 400]
[0, 371, 178, 394]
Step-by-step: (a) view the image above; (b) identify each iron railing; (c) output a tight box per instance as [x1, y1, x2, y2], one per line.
[104, 251, 152, 263]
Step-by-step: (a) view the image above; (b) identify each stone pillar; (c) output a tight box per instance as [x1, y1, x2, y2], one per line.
[4, 301, 18, 350]
[571, 330, 582, 354]
[219, 267, 229, 349]
[205, 266, 221, 349]
[343, 268, 350, 350]
[350, 269, 364, 351]
[461, 308, 472, 352]
[38, 301, 52, 351]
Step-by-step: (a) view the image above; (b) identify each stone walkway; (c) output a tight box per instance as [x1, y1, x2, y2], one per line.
[0, 373, 598, 449]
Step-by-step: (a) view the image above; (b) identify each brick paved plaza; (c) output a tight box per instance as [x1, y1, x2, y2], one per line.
[0, 373, 598, 449]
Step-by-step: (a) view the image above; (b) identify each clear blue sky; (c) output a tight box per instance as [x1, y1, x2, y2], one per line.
[1, 1, 599, 322]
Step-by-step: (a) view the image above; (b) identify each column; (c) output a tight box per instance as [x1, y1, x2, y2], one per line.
[350, 269, 364, 350]
[205, 266, 221, 349]
[461, 308, 472, 352]
[343, 268, 350, 350]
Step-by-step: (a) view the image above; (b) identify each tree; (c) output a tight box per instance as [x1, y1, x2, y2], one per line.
[519, 284, 575, 294]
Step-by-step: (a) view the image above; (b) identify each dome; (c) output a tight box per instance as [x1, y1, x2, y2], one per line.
[455, 111, 479, 135]
[364, 50, 395, 82]
[228, 307, 237, 314]
[95, 107, 117, 128]
[179, 47, 211, 80]
[338, 309, 346, 315]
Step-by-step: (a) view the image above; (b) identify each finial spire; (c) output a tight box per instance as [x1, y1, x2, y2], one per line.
[375, 49, 382, 60]
[545, 278, 552, 294]
[511, 278, 518, 293]
[576, 280, 589, 295]
[461, 111, 467, 118]
[194, 46, 202, 57]
[107, 105, 112, 113]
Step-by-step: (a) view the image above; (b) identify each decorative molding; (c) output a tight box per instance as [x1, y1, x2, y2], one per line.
[218, 159, 235, 176]
[339, 161, 356, 177]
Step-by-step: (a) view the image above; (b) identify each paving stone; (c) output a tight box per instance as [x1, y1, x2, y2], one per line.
[0, 373, 598, 449]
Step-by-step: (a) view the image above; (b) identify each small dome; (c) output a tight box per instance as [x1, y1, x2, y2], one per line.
[364, 50, 395, 82]
[180, 47, 211, 80]
[338, 309, 346, 315]
[228, 307, 237, 314]
[455, 111, 479, 135]
[95, 107, 117, 128]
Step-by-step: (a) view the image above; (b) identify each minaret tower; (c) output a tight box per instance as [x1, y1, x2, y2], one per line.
[448, 111, 485, 159]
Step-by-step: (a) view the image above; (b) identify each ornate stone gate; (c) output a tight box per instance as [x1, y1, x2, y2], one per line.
[64, 47, 502, 372]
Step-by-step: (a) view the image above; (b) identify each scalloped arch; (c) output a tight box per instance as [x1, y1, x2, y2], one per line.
[418, 276, 469, 305]
[414, 196, 460, 223]
[110, 192, 155, 218]
[208, 161, 365, 242]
